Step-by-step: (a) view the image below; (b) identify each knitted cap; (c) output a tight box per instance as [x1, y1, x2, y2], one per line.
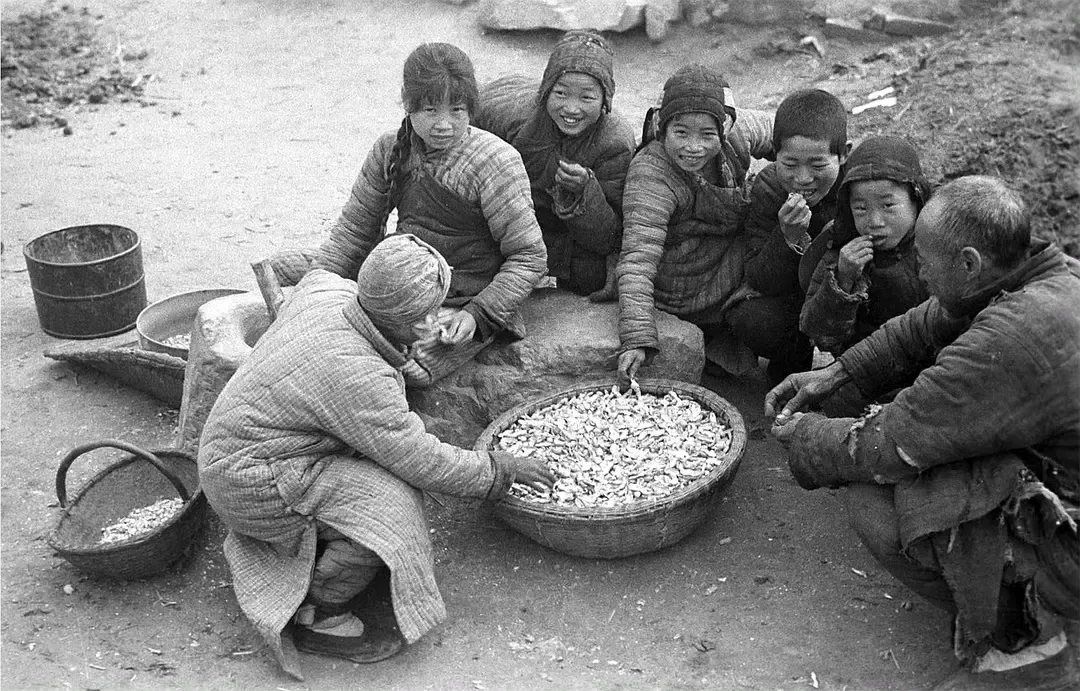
[657, 64, 735, 135]
[356, 234, 451, 328]
[539, 30, 616, 111]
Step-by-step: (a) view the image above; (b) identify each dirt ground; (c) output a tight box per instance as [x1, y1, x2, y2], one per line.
[1, 0, 1077, 689]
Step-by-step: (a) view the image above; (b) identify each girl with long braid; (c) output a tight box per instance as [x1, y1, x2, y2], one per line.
[315, 43, 547, 386]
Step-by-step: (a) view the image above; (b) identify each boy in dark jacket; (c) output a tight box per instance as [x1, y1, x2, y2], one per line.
[473, 30, 637, 296]
[727, 89, 851, 382]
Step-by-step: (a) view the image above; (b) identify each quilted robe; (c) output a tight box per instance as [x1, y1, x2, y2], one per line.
[198, 270, 516, 680]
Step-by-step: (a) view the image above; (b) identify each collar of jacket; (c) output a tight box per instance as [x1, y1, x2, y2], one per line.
[342, 297, 409, 368]
[952, 240, 1063, 316]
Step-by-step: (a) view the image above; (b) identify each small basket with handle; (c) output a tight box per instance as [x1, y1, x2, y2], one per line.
[47, 440, 208, 580]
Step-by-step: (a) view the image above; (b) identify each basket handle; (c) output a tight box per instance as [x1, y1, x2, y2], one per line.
[55, 440, 191, 508]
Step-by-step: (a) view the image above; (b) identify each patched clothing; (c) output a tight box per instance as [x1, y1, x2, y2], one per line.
[788, 242, 1080, 662]
[800, 233, 927, 355]
[198, 270, 517, 680]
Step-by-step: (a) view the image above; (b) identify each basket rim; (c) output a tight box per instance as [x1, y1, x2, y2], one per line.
[47, 449, 207, 556]
[475, 377, 748, 521]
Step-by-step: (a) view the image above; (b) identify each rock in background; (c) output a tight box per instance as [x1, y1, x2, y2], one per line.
[478, 0, 682, 41]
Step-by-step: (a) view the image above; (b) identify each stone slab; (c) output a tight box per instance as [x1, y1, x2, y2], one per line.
[408, 288, 705, 447]
[176, 285, 705, 453]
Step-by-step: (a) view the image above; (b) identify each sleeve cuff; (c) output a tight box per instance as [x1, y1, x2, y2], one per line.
[463, 302, 499, 341]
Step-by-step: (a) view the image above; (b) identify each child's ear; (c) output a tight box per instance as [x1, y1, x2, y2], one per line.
[838, 139, 853, 166]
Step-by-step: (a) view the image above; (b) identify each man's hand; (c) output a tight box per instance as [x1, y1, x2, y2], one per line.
[511, 455, 555, 492]
[778, 192, 812, 247]
[438, 309, 477, 346]
[770, 411, 805, 446]
[836, 235, 874, 292]
[617, 348, 646, 387]
[764, 361, 851, 421]
[554, 160, 590, 196]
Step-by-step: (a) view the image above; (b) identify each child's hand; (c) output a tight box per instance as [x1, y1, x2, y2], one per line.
[617, 348, 646, 387]
[437, 308, 477, 346]
[836, 235, 874, 292]
[554, 159, 589, 195]
[778, 192, 812, 247]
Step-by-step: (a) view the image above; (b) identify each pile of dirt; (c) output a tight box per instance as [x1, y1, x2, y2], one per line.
[0, 4, 149, 131]
[850, 0, 1080, 255]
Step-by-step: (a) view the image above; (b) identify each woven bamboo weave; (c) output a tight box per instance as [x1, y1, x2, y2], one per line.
[48, 440, 208, 580]
[474, 378, 746, 559]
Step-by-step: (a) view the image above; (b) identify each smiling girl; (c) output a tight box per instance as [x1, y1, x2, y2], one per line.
[615, 63, 774, 384]
[314, 43, 547, 386]
[799, 136, 932, 355]
[473, 31, 636, 297]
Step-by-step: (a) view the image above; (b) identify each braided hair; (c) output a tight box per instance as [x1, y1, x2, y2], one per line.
[382, 43, 480, 229]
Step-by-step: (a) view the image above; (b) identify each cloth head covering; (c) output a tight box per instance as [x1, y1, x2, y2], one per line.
[656, 64, 736, 136]
[800, 135, 932, 291]
[832, 135, 932, 246]
[355, 233, 451, 328]
[539, 30, 616, 112]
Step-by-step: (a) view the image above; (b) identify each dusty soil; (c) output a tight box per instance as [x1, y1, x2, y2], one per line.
[1, 0, 1077, 690]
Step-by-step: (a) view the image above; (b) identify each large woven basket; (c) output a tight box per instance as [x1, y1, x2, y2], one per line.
[474, 378, 747, 559]
[47, 440, 208, 580]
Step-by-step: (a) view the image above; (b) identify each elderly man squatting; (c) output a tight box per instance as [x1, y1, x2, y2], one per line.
[766, 175, 1079, 690]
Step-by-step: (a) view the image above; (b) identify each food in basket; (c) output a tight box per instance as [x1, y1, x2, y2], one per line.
[494, 385, 733, 508]
[161, 333, 192, 349]
[100, 498, 185, 544]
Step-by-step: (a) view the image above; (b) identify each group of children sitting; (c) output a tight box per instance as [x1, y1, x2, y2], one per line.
[315, 30, 933, 389]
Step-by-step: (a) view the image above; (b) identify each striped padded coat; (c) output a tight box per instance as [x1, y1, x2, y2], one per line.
[616, 108, 773, 355]
[313, 126, 546, 340]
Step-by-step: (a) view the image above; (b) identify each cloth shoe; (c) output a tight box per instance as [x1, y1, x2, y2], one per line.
[293, 610, 403, 664]
[932, 621, 1080, 691]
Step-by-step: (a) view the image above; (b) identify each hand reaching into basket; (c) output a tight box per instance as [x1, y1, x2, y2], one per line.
[617, 348, 647, 387]
[504, 453, 555, 492]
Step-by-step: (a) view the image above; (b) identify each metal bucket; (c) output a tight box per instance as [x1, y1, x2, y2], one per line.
[23, 224, 148, 339]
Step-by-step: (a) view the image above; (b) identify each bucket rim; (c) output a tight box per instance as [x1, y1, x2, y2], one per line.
[23, 224, 142, 267]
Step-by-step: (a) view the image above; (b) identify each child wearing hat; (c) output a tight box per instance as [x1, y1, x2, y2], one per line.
[199, 234, 554, 681]
[726, 88, 852, 383]
[472, 30, 637, 297]
[314, 43, 547, 386]
[799, 135, 932, 357]
[615, 63, 774, 385]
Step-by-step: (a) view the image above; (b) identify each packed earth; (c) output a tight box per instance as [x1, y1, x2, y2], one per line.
[1, 0, 1077, 690]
